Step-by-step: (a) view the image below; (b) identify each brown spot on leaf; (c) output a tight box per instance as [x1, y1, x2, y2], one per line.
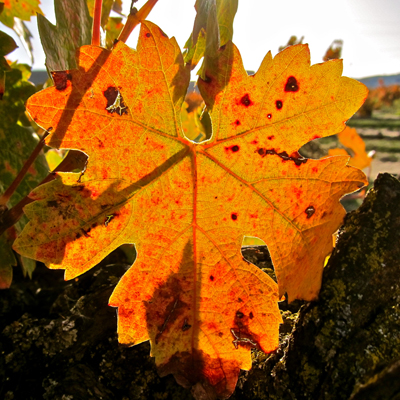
[256, 148, 307, 166]
[51, 71, 72, 91]
[103, 86, 119, 108]
[182, 318, 191, 331]
[276, 100, 283, 109]
[249, 312, 254, 319]
[231, 213, 238, 221]
[145, 32, 151, 38]
[47, 200, 58, 208]
[209, 275, 214, 281]
[225, 145, 240, 153]
[284, 76, 299, 92]
[239, 94, 253, 107]
[103, 87, 128, 115]
[305, 206, 315, 218]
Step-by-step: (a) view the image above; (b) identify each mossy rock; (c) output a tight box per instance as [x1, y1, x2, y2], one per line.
[232, 173, 400, 400]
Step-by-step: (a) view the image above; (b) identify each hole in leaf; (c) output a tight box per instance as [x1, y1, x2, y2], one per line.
[241, 237, 276, 282]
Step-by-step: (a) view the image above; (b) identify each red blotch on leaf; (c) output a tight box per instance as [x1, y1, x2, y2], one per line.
[239, 94, 253, 107]
[284, 76, 299, 92]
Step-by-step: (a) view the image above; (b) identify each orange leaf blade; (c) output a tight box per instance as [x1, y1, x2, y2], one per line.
[14, 22, 369, 397]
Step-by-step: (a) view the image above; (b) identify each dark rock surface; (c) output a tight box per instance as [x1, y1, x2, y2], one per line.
[1, 173, 400, 400]
[232, 173, 400, 400]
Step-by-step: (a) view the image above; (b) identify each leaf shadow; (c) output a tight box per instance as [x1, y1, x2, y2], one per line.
[143, 240, 221, 399]
[37, 146, 190, 268]
[46, 47, 112, 147]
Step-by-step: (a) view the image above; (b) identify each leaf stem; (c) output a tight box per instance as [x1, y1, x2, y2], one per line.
[0, 129, 51, 208]
[117, 0, 159, 43]
[92, 0, 103, 46]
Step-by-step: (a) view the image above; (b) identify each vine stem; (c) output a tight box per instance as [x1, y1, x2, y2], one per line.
[0, 129, 51, 208]
[92, 0, 103, 46]
[118, 0, 159, 43]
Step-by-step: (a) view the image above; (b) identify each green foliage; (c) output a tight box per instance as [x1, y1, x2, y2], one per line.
[0, 227, 16, 288]
[0, 0, 42, 29]
[0, 0, 41, 63]
[87, 0, 114, 29]
[0, 30, 18, 56]
[0, 64, 49, 282]
[184, 0, 238, 74]
[0, 30, 18, 99]
[105, 16, 124, 49]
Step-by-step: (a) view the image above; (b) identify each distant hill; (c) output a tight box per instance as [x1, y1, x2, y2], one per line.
[357, 73, 400, 89]
[30, 70, 49, 85]
[30, 70, 400, 90]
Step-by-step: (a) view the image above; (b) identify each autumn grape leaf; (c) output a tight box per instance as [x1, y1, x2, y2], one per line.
[278, 35, 304, 52]
[323, 39, 343, 62]
[14, 22, 367, 398]
[328, 126, 372, 170]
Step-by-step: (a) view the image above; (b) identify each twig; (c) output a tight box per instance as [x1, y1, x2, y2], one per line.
[117, 0, 159, 43]
[92, 0, 103, 46]
[0, 128, 52, 208]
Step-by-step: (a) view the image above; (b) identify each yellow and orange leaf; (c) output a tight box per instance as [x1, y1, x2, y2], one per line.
[13, 22, 367, 398]
[328, 126, 372, 170]
[0, 0, 42, 28]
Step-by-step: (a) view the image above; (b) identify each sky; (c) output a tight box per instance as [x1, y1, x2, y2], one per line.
[2, 0, 400, 79]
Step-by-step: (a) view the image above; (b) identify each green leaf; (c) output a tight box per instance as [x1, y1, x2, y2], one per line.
[0, 230, 16, 289]
[112, 0, 123, 14]
[37, 0, 92, 71]
[105, 16, 124, 49]
[87, 0, 114, 29]
[184, 0, 238, 72]
[10, 61, 32, 81]
[0, 0, 42, 29]
[215, 0, 238, 46]
[0, 64, 49, 279]
[0, 30, 18, 56]
[0, 30, 17, 100]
